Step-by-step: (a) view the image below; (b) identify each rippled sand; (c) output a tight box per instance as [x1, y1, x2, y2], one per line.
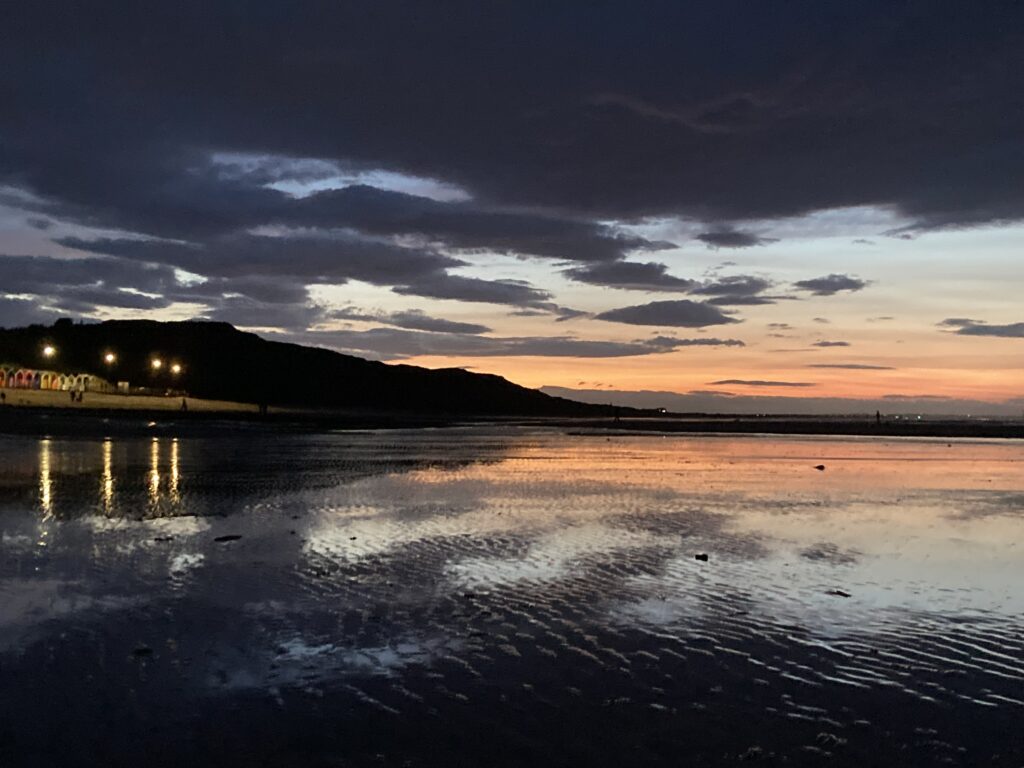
[1, 428, 1022, 766]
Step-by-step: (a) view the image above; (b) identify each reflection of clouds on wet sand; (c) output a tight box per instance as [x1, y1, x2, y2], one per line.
[2, 430, 1024, 764]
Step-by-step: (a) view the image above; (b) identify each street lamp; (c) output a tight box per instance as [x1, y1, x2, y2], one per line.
[151, 358, 163, 371]
[42, 344, 56, 359]
[170, 363, 182, 375]
[103, 352, 116, 365]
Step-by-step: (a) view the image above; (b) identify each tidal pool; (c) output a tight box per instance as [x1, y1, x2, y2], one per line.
[1, 428, 1022, 766]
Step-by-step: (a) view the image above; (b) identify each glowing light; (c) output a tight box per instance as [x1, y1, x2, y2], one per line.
[39, 439, 52, 516]
[151, 358, 163, 370]
[101, 439, 114, 512]
[169, 438, 180, 502]
[170, 363, 182, 375]
[104, 352, 116, 364]
[42, 345, 56, 359]
[149, 438, 160, 502]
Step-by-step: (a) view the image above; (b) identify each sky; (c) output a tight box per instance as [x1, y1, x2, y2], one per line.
[1, 1, 1022, 413]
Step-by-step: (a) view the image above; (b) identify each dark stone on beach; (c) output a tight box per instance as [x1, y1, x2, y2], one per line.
[132, 645, 153, 657]
[214, 535, 242, 543]
[694, 553, 709, 562]
[740, 746, 764, 761]
[815, 732, 846, 748]
[349, 536, 357, 540]
[153, 536, 173, 542]
[814, 464, 826, 471]
[826, 589, 851, 598]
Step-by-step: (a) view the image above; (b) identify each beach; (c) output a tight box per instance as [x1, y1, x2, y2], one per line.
[0, 387, 259, 413]
[1, 426, 1022, 766]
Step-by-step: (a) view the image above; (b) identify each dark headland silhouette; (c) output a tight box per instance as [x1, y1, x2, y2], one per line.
[2, 320, 1021, 439]
[0, 319, 622, 417]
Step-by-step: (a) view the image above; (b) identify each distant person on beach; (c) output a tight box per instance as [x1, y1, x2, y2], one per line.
[0, 392, 5, 405]
[876, 410, 882, 425]
[180, 398, 188, 412]
[69, 389, 76, 403]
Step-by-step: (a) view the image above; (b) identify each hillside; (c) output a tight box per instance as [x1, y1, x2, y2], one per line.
[0, 320, 623, 416]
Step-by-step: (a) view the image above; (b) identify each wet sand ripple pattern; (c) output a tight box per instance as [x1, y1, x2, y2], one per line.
[0, 429, 1022, 766]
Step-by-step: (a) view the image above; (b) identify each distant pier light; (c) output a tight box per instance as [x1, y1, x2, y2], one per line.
[42, 344, 56, 359]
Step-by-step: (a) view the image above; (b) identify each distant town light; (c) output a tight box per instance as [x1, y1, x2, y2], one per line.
[170, 363, 182, 375]
[151, 358, 163, 370]
[104, 352, 116, 364]
[42, 345, 56, 358]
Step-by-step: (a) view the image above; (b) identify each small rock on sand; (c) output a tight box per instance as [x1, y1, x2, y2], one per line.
[694, 553, 709, 562]
[826, 589, 851, 598]
[814, 464, 826, 471]
[213, 535, 242, 543]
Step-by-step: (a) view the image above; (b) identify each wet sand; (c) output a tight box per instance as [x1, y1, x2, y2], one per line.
[1, 429, 1023, 766]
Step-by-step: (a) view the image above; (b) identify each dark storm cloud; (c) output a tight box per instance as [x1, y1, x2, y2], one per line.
[391, 274, 552, 307]
[646, 335, 745, 348]
[705, 295, 778, 306]
[294, 329, 740, 360]
[811, 340, 851, 347]
[198, 297, 324, 330]
[2, 0, 1022, 249]
[0, 254, 178, 295]
[0, 297, 63, 328]
[807, 363, 894, 370]
[290, 185, 672, 262]
[694, 231, 776, 249]
[332, 307, 492, 335]
[939, 318, 1024, 338]
[0, 254, 180, 313]
[563, 261, 695, 291]
[688, 274, 781, 306]
[595, 300, 739, 328]
[0, 253, 330, 330]
[177, 276, 312, 306]
[692, 275, 774, 297]
[62, 234, 569, 315]
[793, 274, 869, 296]
[710, 379, 816, 388]
[59, 235, 461, 285]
